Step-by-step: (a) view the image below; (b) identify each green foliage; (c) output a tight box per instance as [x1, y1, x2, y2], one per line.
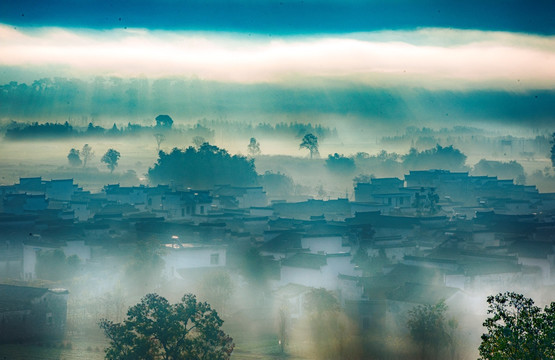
[304, 288, 340, 315]
[258, 171, 294, 198]
[35, 249, 81, 281]
[5, 121, 75, 139]
[299, 133, 319, 159]
[147, 143, 258, 188]
[479, 292, 555, 360]
[155, 114, 173, 128]
[247, 137, 261, 157]
[67, 148, 82, 167]
[407, 300, 450, 359]
[402, 145, 467, 171]
[99, 293, 234, 360]
[302, 289, 362, 360]
[412, 187, 440, 215]
[325, 153, 356, 174]
[473, 159, 526, 184]
[101, 148, 121, 173]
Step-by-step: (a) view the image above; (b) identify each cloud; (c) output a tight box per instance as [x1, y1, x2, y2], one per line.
[1, 24, 554, 90]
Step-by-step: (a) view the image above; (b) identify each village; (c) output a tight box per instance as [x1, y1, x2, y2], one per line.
[1, 168, 554, 358]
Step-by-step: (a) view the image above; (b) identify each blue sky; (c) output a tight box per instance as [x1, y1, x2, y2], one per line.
[1, 0, 554, 34]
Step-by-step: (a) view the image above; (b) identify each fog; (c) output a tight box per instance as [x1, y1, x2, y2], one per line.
[1, 9, 555, 359]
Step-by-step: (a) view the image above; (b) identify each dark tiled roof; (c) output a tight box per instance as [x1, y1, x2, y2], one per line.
[281, 253, 327, 270]
[0, 284, 67, 312]
[387, 282, 460, 305]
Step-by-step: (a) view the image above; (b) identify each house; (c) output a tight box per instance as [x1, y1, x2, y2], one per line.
[162, 243, 227, 280]
[213, 185, 267, 208]
[279, 252, 360, 291]
[161, 190, 213, 219]
[0, 284, 68, 343]
[45, 179, 76, 201]
[23, 240, 91, 280]
[3, 193, 49, 214]
[355, 178, 404, 201]
[301, 234, 350, 255]
[273, 283, 312, 319]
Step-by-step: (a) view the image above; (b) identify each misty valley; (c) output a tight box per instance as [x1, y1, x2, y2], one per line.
[0, 113, 554, 360]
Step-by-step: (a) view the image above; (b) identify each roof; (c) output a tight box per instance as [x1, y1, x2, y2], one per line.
[281, 253, 327, 270]
[260, 232, 302, 253]
[0, 284, 68, 313]
[387, 282, 460, 305]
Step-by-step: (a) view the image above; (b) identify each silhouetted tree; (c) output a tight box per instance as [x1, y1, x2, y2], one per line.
[303, 288, 361, 359]
[479, 292, 555, 360]
[192, 136, 206, 148]
[473, 159, 526, 184]
[35, 249, 80, 281]
[108, 123, 120, 135]
[402, 145, 467, 171]
[81, 143, 94, 167]
[413, 187, 440, 215]
[258, 171, 294, 198]
[304, 288, 340, 315]
[101, 148, 121, 173]
[154, 133, 165, 152]
[277, 304, 289, 354]
[325, 153, 356, 173]
[148, 144, 258, 188]
[407, 300, 450, 360]
[300, 133, 319, 159]
[87, 122, 105, 135]
[155, 114, 173, 129]
[99, 293, 234, 360]
[67, 148, 82, 167]
[247, 137, 261, 157]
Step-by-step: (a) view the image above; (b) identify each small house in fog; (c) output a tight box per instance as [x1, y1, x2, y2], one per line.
[3, 193, 49, 214]
[0, 284, 68, 343]
[23, 240, 91, 280]
[279, 252, 360, 291]
[213, 185, 268, 208]
[45, 179, 77, 201]
[162, 243, 227, 280]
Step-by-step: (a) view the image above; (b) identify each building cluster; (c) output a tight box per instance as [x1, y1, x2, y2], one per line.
[1, 170, 554, 341]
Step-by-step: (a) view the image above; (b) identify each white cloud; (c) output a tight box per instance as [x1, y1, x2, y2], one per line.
[1, 24, 554, 90]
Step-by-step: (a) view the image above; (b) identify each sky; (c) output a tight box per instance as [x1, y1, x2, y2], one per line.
[0, 0, 554, 128]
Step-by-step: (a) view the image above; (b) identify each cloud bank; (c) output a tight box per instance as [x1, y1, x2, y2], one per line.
[2, 25, 554, 91]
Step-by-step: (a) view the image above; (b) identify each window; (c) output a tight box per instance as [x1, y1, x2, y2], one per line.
[181, 208, 185, 217]
[210, 253, 219, 265]
[200, 206, 205, 214]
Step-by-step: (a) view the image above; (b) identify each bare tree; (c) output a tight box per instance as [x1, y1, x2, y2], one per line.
[154, 133, 166, 152]
[81, 144, 94, 168]
[247, 137, 261, 157]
